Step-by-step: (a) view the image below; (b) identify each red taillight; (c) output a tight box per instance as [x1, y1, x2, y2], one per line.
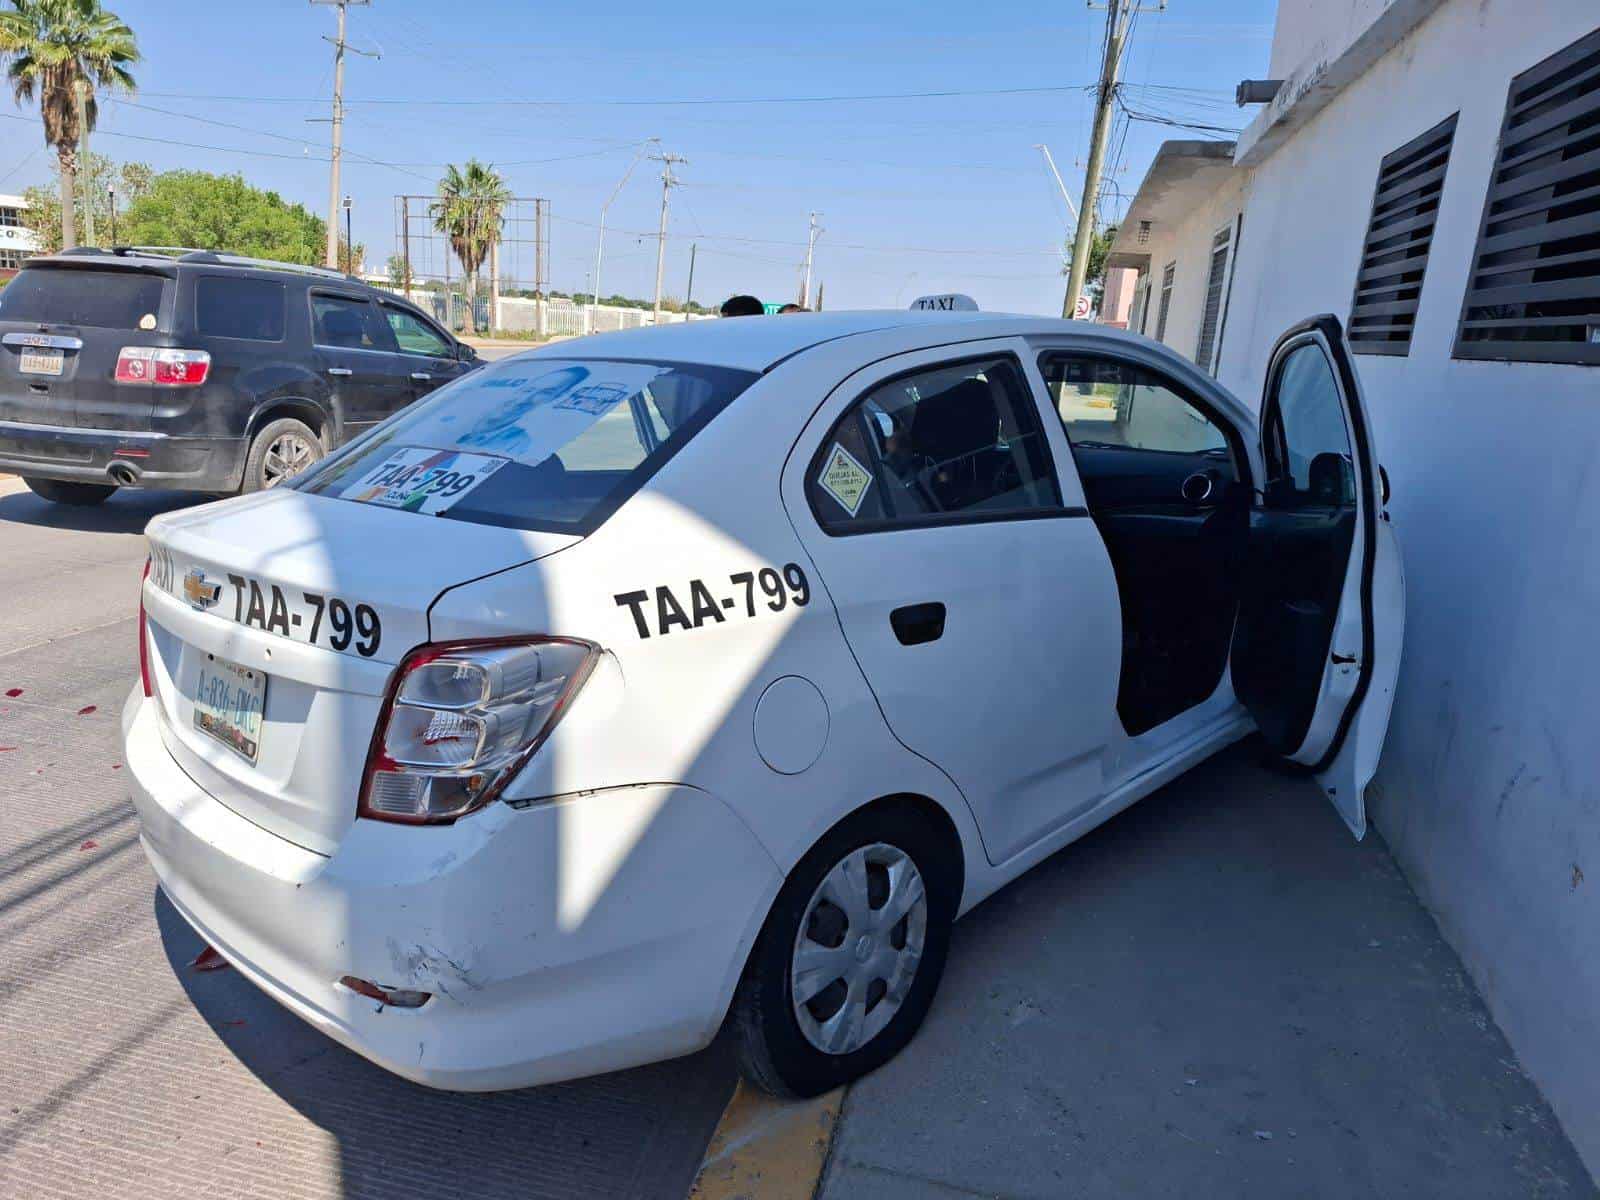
[359, 637, 599, 825]
[139, 558, 153, 698]
[115, 346, 211, 387]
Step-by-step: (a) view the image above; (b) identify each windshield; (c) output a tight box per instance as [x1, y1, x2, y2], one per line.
[0, 266, 170, 330]
[297, 355, 758, 533]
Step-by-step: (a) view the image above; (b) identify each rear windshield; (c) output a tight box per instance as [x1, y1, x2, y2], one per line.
[296, 356, 759, 533]
[0, 266, 169, 330]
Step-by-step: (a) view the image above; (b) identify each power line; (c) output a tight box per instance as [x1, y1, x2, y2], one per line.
[125, 82, 1096, 108]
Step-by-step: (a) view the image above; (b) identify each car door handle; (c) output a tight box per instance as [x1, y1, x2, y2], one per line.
[326, 367, 353, 377]
[409, 371, 432, 382]
[891, 602, 946, 646]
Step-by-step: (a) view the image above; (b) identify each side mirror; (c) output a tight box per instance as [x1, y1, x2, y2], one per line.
[458, 342, 479, 363]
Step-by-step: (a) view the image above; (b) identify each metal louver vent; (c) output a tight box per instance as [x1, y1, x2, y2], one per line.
[1349, 114, 1458, 355]
[1455, 26, 1600, 365]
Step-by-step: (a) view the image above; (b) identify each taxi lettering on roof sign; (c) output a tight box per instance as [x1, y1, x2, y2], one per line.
[909, 293, 980, 311]
[128, 307, 1404, 1106]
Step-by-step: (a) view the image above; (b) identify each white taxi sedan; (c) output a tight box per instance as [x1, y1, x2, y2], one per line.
[125, 304, 1402, 1098]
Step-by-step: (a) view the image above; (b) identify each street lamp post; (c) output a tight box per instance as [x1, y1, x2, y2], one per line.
[590, 137, 659, 334]
[107, 185, 117, 247]
[342, 195, 353, 275]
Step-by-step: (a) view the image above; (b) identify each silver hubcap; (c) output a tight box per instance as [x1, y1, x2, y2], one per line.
[791, 842, 927, 1056]
[262, 433, 318, 487]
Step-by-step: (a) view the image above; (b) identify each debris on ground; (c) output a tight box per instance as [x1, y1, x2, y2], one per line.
[190, 946, 231, 972]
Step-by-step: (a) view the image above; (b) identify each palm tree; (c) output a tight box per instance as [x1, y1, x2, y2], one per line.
[0, 0, 138, 251]
[430, 159, 511, 334]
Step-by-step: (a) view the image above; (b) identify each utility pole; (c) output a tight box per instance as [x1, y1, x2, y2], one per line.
[800, 211, 824, 308]
[311, 0, 374, 269]
[591, 137, 658, 333]
[1063, 0, 1160, 319]
[685, 242, 698, 315]
[650, 150, 686, 322]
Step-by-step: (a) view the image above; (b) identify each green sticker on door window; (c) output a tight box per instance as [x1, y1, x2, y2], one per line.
[818, 443, 873, 517]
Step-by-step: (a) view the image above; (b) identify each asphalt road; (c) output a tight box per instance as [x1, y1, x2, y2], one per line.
[0, 472, 733, 1200]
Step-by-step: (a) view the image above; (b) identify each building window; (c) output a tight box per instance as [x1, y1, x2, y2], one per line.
[1194, 225, 1233, 373]
[1154, 261, 1176, 342]
[0, 249, 29, 270]
[1454, 27, 1600, 366]
[0, 207, 20, 228]
[1349, 113, 1459, 356]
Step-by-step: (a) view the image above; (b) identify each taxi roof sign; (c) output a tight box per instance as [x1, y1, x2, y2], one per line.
[909, 293, 979, 312]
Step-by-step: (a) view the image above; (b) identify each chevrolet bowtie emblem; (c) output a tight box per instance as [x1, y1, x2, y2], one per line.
[182, 568, 222, 610]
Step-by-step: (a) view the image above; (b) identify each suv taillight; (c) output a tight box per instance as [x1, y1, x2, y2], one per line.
[139, 559, 153, 698]
[359, 637, 599, 825]
[115, 346, 210, 387]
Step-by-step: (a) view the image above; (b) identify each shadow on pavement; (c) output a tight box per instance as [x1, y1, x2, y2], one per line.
[154, 890, 735, 1200]
[0, 484, 212, 533]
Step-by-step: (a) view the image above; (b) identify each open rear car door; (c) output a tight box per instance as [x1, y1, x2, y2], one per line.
[1231, 314, 1404, 838]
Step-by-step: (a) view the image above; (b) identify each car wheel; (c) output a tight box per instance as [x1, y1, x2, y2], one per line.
[22, 477, 118, 506]
[731, 803, 959, 1098]
[243, 418, 324, 493]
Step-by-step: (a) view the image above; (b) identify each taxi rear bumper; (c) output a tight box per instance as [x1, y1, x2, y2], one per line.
[122, 688, 783, 1090]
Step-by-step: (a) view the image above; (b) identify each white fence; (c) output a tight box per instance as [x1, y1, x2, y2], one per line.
[494, 296, 714, 336]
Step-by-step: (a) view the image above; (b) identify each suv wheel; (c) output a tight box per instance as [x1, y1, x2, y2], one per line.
[730, 803, 959, 1098]
[22, 478, 118, 506]
[243, 418, 324, 492]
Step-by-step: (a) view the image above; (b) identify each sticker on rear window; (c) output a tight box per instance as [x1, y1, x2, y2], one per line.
[817, 443, 873, 516]
[342, 446, 507, 515]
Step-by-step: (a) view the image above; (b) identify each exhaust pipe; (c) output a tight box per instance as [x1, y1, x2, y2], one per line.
[107, 461, 142, 487]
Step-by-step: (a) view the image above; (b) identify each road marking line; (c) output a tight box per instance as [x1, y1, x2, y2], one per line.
[688, 1082, 845, 1200]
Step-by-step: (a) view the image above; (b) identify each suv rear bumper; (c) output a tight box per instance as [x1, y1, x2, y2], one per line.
[0, 420, 244, 491]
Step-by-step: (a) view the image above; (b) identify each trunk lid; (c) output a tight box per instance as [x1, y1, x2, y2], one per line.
[0, 259, 176, 431]
[142, 488, 579, 854]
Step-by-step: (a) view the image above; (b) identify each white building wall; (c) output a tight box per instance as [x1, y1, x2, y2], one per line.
[1133, 170, 1254, 372]
[1219, 0, 1600, 1170]
[1266, 0, 1404, 79]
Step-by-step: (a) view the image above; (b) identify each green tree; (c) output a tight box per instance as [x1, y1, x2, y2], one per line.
[430, 159, 510, 334]
[385, 252, 407, 289]
[0, 0, 139, 250]
[119, 170, 329, 262]
[1064, 223, 1120, 308]
[20, 150, 150, 252]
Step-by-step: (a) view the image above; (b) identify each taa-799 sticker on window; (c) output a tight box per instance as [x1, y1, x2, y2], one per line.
[341, 446, 506, 515]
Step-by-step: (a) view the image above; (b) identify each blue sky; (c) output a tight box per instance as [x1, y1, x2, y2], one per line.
[0, 0, 1275, 313]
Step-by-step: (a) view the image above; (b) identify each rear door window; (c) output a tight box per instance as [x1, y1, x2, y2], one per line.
[806, 355, 1061, 532]
[0, 267, 169, 329]
[196, 276, 286, 341]
[295, 356, 758, 533]
[310, 293, 392, 351]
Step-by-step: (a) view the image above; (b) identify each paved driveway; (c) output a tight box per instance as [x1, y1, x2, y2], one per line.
[819, 746, 1596, 1198]
[0, 478, 733, 1200]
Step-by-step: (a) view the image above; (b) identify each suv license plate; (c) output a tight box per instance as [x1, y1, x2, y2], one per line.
[19, 349, 63, 376]
[194, 654, 267, 763]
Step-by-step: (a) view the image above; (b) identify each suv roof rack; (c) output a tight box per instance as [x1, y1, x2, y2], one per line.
[176, 250, 359, 282]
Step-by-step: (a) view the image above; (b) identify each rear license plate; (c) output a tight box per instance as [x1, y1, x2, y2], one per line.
[194, 654, 267, 763]
[19, 349, 63, 376]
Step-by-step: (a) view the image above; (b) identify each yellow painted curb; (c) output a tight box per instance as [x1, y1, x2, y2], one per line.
[688, 1082, 845, 1200]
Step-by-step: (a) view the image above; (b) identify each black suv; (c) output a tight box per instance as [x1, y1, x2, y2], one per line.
[0, 248, 480, 504]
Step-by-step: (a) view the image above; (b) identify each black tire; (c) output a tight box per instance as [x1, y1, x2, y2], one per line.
[22, 477, 118, 506]
[731, 801, 960, 1098]
[241, 418, 324, 493]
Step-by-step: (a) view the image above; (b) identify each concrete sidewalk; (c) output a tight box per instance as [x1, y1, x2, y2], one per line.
[817, 746, 1595, 1199]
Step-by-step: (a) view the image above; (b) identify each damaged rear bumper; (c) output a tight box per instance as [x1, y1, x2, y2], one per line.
[122, 689, 782, 1090]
